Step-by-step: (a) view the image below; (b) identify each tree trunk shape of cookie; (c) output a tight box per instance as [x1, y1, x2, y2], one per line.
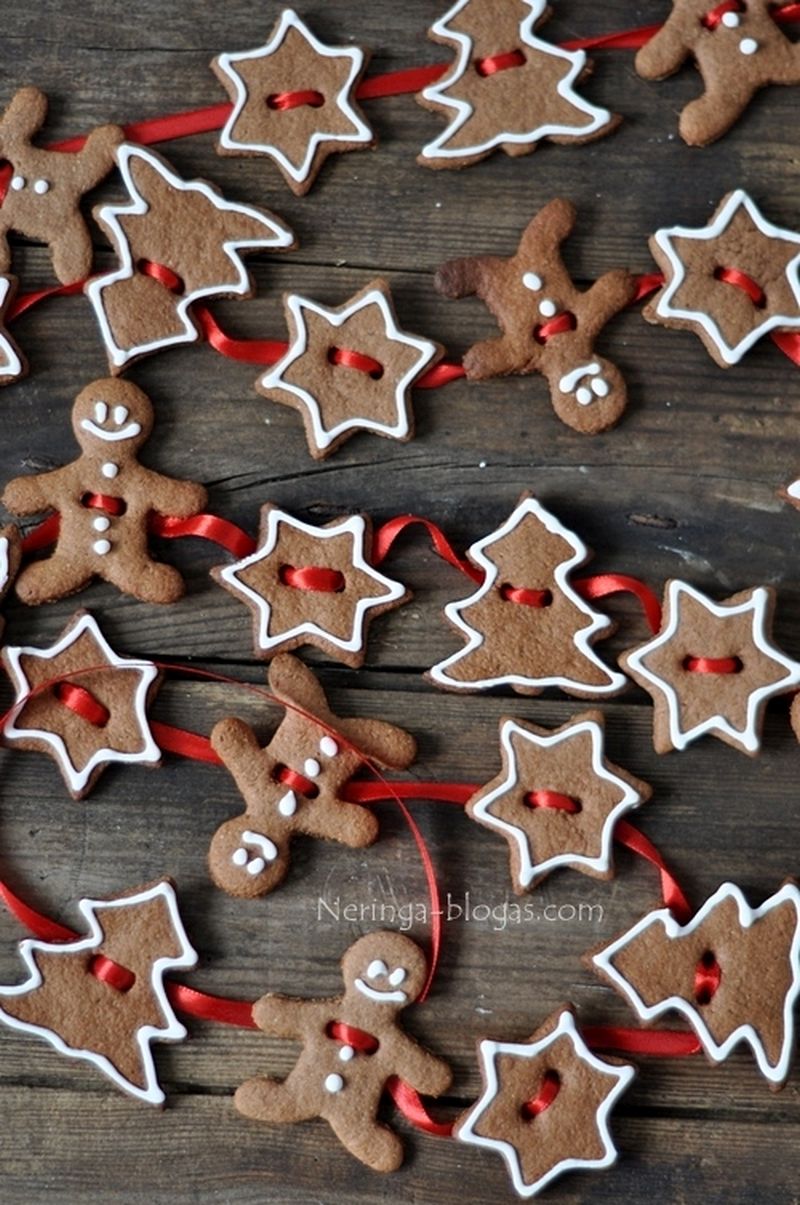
[235, 931, 451, 1171]
[2, 378, 207, 606]
[207, 654, 416, 898]
[635, 1, 800, 146]
[435, 199, 636, 434]
[0, 87, 123, 283]
[0, 880, 196, 1104]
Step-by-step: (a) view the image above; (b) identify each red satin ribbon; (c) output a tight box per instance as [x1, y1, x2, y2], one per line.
[149, 512, 257, 559]
[500, 584, 553, 607]
[329, 346, 384, 377]
[475, 49, 526, 77]
[715, 266, 766, 308]
[535, 312, 576, 343]
[195, 306, 289, 365]
[685, 656, 741, 674]
[150, 721, 224, 766]
[84, 493, 125, 515]
[525, 790, 580, 814]
[371, 514, 483, 581]
[574, 573, 663, 635]
[385, 1077, 455, 1137]
[694, 952, 722, 1004]
[90, 953, 136, 992]
[277, 765, 318, 797]
[55, 682, 110, 728]
[615, 820, 692, 922]
[632, 272, 665, 303]
[279, 565, 346, 592]
[7, 278, 86, 319]
[416, 361, 467, 388]
[268, 90, 324, 111]
[344, 781, 476, 805]
[703, 1, 744, 29]
[140, 260, 183, 292]
[329, 1020, 380, 1054]
[583, 1026, 702, 1057]
[772, 331, 800, 366]
[521, 1069, 560, 1118]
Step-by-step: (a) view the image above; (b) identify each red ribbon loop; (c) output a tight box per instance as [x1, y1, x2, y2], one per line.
[371, 514, 483, 581]
[684, 655, 741, 674]
[521, 1069, 561, 1118]
[534, 312, 576, 343]
[615, 820, 692, 922]
[149, 721, 223, 766]
[55, 682, 110, 728]
[84, 492, 125, 516]
[574, 573, 663, 635]
[277, 765, 318, 798]
[714, 266, 765, 308]
[694, 952, 722, 1004]
[385, 1077, 455, 1137]
[328, 1020, 380, 1054]
[328, 346, 384, 378]
[89, 954, 136, 993]
[149, 512, 257, 559]
[139, 260, 183, 293]
[279, 564, 346, 592]
[475, 49, 526, 76]
[525, 790, 580, 814]
[267, 89, 324, 111]
[702, 1, 744, 29]
[500, 584, 553, 607]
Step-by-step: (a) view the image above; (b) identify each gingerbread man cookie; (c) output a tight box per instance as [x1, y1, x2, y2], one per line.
[418, 0, 617, 168]
[590, 881, 800, 1088]
[636, 1, 800, 145]
[208, 654, 416, 898]
[2, 378, 207, 605]
[236, 931, 451, 1171]
[435, 200, 637, 433]
[0, 87, 123, 283]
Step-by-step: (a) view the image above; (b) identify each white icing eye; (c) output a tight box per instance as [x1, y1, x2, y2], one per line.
[591, 377, 609, 398]
[232, 848, 247, 867]
[522, 272, 542, 291]
[246, 857, 266, 876]
[33, 179, 49, 195]
[576, 387, 593, 406]
[388, 967, 406, 987]
[114, 405, 128, 424]
[278, 790, 297, 817]
[10, 176, 25, 191]
[92, 516, 110, 532]
[538, 299, 557, 318]
[324, 1073, 344, 1093]
[93, 539, 111, 555]
[94, 401, 108, 423]
[319, 736, 338, 757]
[721, 10, 740, 26]
[304, 758, 321, 778]
[367, 959, 388, 980]
[101, 462, 118, 479]
[739, 37, 758, 54]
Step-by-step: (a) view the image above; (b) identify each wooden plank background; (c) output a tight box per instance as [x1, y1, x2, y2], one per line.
[0, 1, 799, 1201]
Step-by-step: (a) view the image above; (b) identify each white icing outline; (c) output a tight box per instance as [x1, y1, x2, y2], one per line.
[625, 580, 800, 753]
[0, 881, 197, 1104]
[429, 496, 627, 695]
[86, 144, 294, 369]
[0, 536, 9, 595]
[217, 510, 406, 656]
[653, 189, 800, 364]
[259, 289, 439, 450]
[592, 882, 800, 1085]
[215, 8, 373, 184]
[79, 418, 142, 441]
[472, 718, 643, 889]
[457, 1010, 634, 1196]
[3, 612, 162, 794]
[0, 276, 23, 381]
[786, 478, 800, 501]
[354, 977, 407, 1004]
[419, 0, 613, 161]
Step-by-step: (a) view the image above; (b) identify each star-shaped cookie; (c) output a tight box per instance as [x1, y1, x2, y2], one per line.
[455, 1007, 634, 1197]
[0, 522, 21, 637]
[86, 144, 295, 372]
[1, 610, 162, 798]
[0, 275, 26, 385]
[621, 580, 800, 755]
[645, 189, 800, 365]
[258, 279, 443, 458]
[590, 881, 800, 1088]
[212, 505, 409, 666]
[467, 713, 651, 893]
[212, 9, 374, 195]
[418, 0, 617, 169]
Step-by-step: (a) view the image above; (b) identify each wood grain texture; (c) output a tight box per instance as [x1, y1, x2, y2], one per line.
[0, 1, 799, 1201]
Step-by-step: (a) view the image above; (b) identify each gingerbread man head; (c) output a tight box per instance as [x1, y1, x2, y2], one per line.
[339, 932, 429, 1019]
[208, 654, 416, 898]
[71, 378, 153, 459]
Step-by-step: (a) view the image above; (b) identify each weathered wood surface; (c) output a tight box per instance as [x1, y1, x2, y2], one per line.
[0, 1, 799, 1201]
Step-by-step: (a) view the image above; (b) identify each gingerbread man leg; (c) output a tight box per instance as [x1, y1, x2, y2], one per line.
[14, 553, 92, 606]
[327, 1107, 403, 1173]
[235, 1076, 319, 1125]
[103, 552, 186, 605]
[49, 213, 95, 286]
[0, 220, 13, 275]
[462, 334, 520, 380]
[679, 74, 756, 146]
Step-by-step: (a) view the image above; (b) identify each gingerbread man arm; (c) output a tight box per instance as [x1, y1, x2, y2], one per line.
[252, 993, 328, 1039]
[74, 124, 125, 192]
[3, 465, 68, 515]
[635, 17, 693, 79]
[584, 268, 637, 332]
[387, 1030, 452, 1096]
[435, 255, 505, 302]
[137, 466, 207, 519]
[210, 717, 273, 798]
[299, 795, 379, 847]
[0, 86, 47, 155]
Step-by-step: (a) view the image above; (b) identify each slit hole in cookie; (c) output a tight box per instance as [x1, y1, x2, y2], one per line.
[81, 492, 127, 517]
[533, 311, 576, 344]
[326, 1020, 380, 1054]
[279, 564, 346, 593]
[521, 1069, 561, 1119]
[327, 345, 385, 379]
[701, 1, 745, 30]
[54, 682, 110, 728]
[682, 655, 743, 674]
[713, 266, 766, 308]
[500, 583, 553, 607]
[89, 954, 136, 993]
[138, 259, 185, 295]
[694, 949, 722, 1005]
[267, 89, 325, 111]
[475, 49, 526, 76]
[524, 790, 581, 814]
[274, 764, 320, 799]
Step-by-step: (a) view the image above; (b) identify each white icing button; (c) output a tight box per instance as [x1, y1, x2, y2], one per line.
[92, 515, 110, 532]
[10, 176, 24, 191]
[739, 37, 758, 54]
[101, 462, 118, 479]
[278, 790, 297, 817]
[93, 539, 111, 555]
[33, 179, 49, 195]
[114, 405, 128, 423]
[591, 377, 610, 398]
[232, 848, 248, 867]
[522, 271, 542, 291]
[303, 758, 321, 778]
[576, 386, 594, 406]
[246, 857, 266, 876]
[319, 736, 339, 758]
[721, 10, 740, 26]
[324, 1073, 345, 1093]
[94, 401, 107, 423]
[538, 299, 557, 318]
[339, 1045, 355, 1062]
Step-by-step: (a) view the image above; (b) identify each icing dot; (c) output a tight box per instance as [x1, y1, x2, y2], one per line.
[114, 405, 128, 424]
[538, 299, 557, 318]
[246, 856, 266, 876]
[591, 377, 610, 398]
[232, 848, 248, 867]
[92, 516, 110, 532]
[739, 37, 758, 54]
[304, 758, 321, 778]
[319, 735, 339, 757]
[522, 272, 542, 291]
[102, 462, 118, 479]
[576, 386, 593, 406]
[93, 539, 111, 555]
[33, 179, 49, 195]
[721, 10, 740, 26]
[10, 176, 24, 191]
[339, 1045, 355, 1062]
[367, 959, 388, 980]
[94, 401, 108, 423]
[324, 1073, 344, 1094]
[278, 790, 297, 817]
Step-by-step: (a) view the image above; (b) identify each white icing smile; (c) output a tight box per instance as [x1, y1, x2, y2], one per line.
[559, 362, 609, 405]
[81, 419, 142, 441]
[231, 829, 279, 876]
[354, 960, 408, 1003]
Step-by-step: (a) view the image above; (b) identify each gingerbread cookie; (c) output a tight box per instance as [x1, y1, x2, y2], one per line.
[3, 378, 207, 605]
[590, 881, 800, 1088]
[621, 579, 800, 755]
[236, 931, 451, 1171]
[428, 494, 627, 697]
[1, 609, 162, 798]
[636, 1, 800, 145]
[467, 713, 651, 894]
[456, 1006, 634, 1197]
[0, 522, 21, 636]
[0, 879, 196, 1104]
[418, 0, 617, 168]
[644, 189, 800, 366]
[257, 279, 443, 457]
[208, 654, 416, 899]
[435, 199, 636, 432]
[212, 9, 374, 195]
[0, 86, 122, 283]
[0, 275, 26, 385]
[86, 143, 296, 372]
[213, 504, 409, 666]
